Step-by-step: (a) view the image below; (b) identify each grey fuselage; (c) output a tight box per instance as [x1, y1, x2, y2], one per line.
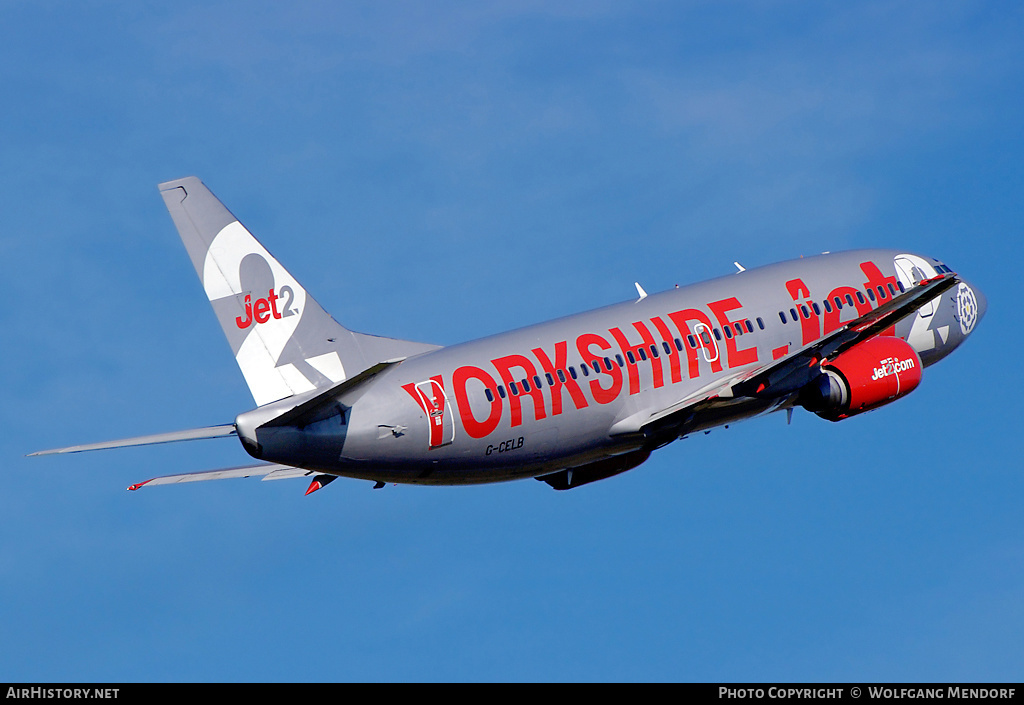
[237, 249, 986, 486]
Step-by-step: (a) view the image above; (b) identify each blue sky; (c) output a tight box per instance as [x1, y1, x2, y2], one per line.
[3, 1, 1022, 682]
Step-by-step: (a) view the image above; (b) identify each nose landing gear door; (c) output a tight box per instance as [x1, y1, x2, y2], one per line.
[412, 379, 455, 449]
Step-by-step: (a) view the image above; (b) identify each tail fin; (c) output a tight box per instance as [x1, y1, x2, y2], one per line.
[159, 176, 439, 406]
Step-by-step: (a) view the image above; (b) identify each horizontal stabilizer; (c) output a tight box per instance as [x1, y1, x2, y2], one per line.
[28, 424, 237, 456]
[127, 462, 307, 490]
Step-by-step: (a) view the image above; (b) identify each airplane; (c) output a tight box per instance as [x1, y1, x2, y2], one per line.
[30, 176, 987, 494]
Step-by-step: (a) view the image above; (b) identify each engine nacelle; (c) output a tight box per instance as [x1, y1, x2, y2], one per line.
[800, 336, 923, 421]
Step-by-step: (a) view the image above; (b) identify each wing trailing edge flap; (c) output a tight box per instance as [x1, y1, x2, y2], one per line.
[610, 272, 961, 438]
[608, 369, 760, 438]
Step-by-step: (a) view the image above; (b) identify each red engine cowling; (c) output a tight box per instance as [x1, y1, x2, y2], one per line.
[801, 336, 923, 421]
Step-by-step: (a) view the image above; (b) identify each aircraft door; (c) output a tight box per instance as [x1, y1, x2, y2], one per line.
[693, 322, 720, 364]
[413, 379, 455, 449]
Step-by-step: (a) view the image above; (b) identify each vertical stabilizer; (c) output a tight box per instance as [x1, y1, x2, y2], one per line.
[159, 176, 439, 406]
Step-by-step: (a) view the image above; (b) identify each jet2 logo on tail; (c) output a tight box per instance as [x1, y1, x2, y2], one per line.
[235, 286, 298, 329]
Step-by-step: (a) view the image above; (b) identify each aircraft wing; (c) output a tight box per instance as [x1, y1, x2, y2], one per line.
[613, 272, 960, 437]
[731, 272, 960, 399]
[126, 463, 311, 491]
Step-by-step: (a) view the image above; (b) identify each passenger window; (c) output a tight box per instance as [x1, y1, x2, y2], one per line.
[790, 308, 798, 322]
[866, 288, 876, 302]
[888, 283, 897, 295]
[557, 369, 566, 383]
[713, 328, 722, 341]
[546, 373, 555, 386]
[846, 294, 854, 306]
[627, 351, 636, 364]
[674, 338, 683, 351]
[687, 335, 696, 348]
[498, 385, 506, 399]
[522, 378, 531, 392]
[485, 388, 494, 402]
[638, 348, 647, 361]
[615, 354, 624, 367]
[724, 326, 733, 339]
[756, 317, 764, 330]
[800, 305, 809, 319]
[509, 381, 519, 395]
[650, 344, 659, 358]
[812, 302, 820, 315]
[834, 296, 842, 309]
[779, 311, 787, 324]
[603, 357, 613, 371]
[823, 299, 832, 313]
[856, 292, 865, 304]
[663, 341, 672, 355]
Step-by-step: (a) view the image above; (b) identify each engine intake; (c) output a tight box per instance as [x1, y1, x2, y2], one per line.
[800, 336, 922, 421]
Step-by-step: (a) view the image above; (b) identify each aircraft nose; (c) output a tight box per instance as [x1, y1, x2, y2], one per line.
[974, 284, 987, 323]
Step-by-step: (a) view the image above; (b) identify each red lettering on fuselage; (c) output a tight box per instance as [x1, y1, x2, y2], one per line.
[785, 278, 821, 346]
[823, 285, 870, 333]
[666, 308, 723, 378]
[575, 332, 622, 405]
[532, 341, 588, 414]
[707, 297, 759, 368]
[422, 263, 908, 440]
[609, 321, 663, 395]
[650, 316, 682, 384]
[860, 261, 898, 336]
[491, 354, 546, 427]
[451, 366, 502, 439]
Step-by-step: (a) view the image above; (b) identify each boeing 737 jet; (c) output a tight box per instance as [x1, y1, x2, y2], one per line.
[31, 177, 987, 494]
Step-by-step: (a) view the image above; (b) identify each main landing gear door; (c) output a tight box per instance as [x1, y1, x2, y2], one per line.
[413, 379, 455, 449]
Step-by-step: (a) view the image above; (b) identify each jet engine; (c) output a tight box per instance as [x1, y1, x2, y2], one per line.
[799, 336, 923, 421]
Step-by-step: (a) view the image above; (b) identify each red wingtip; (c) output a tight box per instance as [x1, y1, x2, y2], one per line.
[127, 480, 151, 491]
[304, 479, 322, 495]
